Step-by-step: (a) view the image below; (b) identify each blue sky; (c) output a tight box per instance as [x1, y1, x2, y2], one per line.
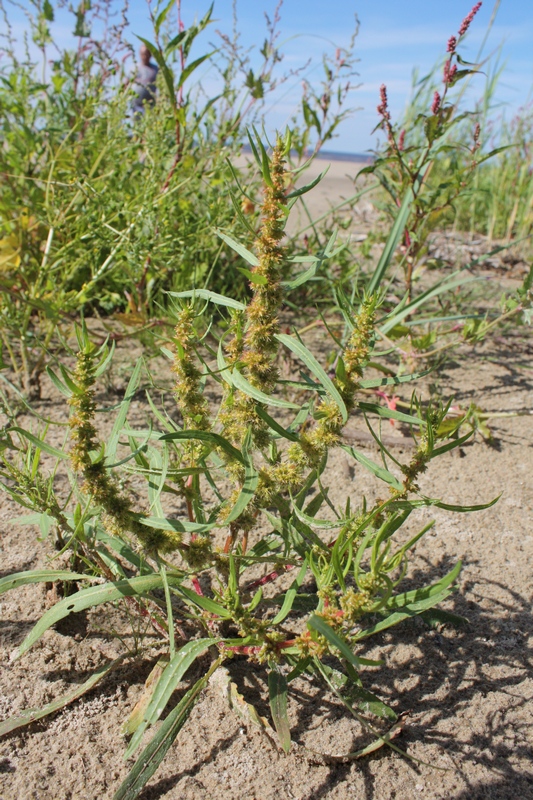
[3, 0, 532, 154]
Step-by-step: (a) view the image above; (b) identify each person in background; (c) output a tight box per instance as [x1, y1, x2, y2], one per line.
[132, 44, 159, 115]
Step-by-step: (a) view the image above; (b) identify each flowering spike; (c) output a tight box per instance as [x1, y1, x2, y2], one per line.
[377, 83, 390, 120]
[458, 2, 482, 37]
[447, 35, 457, 53]
[443, 61, 458, 85]
[398, 129, 405, 151]
[431, 91, 441, 115]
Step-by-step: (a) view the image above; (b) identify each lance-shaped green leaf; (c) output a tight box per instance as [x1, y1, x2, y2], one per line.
[268, 670, 291, 753]
[159, 430, 245, 464]
[137, 515, 215, 534]
[177, 52, 215, 89]
[367, 185, 414, 294]
[168, 289, 246, 311]
[255, 406, 300, 442]
[113, 661, 220, 800]
[385, 561, 463, 612]
[7, 427, 68, 460]
[340, 445, 404, 491]
[430, 430, 474, 457]
[106, 357, 144, 462]
[276, 334, 347, 423]
[0, 569, 92, 596]
[354, 561, 462, 640]
[0, 655, 126, 736]
[317, 662, 397, 721]
[308, 615, 383, 667]
[291, 498, 346, 530]
[216, 229, 260, 267]
[230, 367, 300, 409]
[16, 574, 183, 657]
[430, 495, 500, 513]
[178, 586, 232, 618]
[281, 261, 318, 290]
[358, 402, 424, 426]
[223, 430, 258, 523]
[124, 638, 216, 758]
[237, 267, 267, 285]
[359, 369, 432, 389]
[379, 271, 478, 335]
[271, 559, 308, 625]
[286, 166, 329, 199]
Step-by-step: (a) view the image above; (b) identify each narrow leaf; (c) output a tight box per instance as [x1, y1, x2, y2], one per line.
[231, 368, 299, 409]
[271, 559, 308, 625]
[0, 656, 126, 736]
[308, 616, 383, 667]
[341, 445, 404, 491]
[276, 334, 347, 423]
[125, 639, 215, 757]
[168, 289, 245, 310]
[216, 230, 260, 267]
[0, 569, 91, 596]
[268, 670, 291, 753]
[159, 430, 244, 464]
[16, 574, 184, 656]
[113, 667, 217, 800]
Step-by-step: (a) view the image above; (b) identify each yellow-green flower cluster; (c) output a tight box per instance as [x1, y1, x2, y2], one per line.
[173, 306, 210, 432]
[220, 139, 288, 455]
[265, 297, 377, 491]
[69, 346, 181, 554]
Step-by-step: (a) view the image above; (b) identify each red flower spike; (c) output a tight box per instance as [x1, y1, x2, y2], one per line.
[458, 2, 482, 37]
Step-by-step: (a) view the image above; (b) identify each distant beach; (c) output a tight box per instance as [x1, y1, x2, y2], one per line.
[240, 143, 373, 164]
[236, 146, 374, 233]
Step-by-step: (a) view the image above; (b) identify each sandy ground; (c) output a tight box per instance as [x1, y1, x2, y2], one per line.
[0, 161, 532, 800]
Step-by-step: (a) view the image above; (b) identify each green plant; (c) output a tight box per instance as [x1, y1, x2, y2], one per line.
[0, 0, 361, 398]
[0, 132, 498, 799]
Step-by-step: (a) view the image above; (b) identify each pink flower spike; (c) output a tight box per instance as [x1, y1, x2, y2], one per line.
[432, 91, 441, 115]
[444, 62, 458, 85]
[447, 35, 457, 53]
[377, 83, 390, 120]
[398, 129, 406, 151]
[458, 2, 482, 37]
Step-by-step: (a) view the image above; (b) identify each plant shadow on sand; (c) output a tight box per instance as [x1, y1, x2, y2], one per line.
[130, 554, 532, 800]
